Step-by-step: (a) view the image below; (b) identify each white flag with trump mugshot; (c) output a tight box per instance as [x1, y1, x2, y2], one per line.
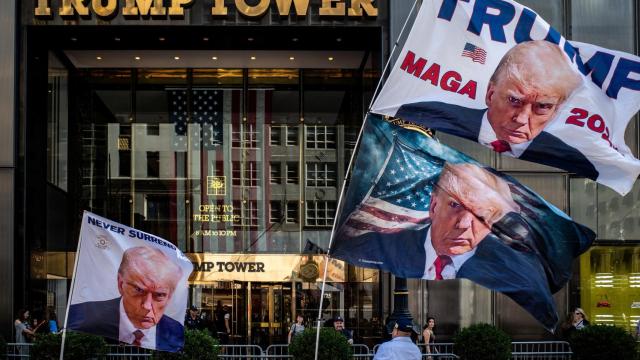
[67, 211, 193, 352]
[371, 0, 640, 195]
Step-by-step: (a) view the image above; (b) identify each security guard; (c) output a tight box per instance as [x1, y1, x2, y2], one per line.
[373, 318, 421, 360]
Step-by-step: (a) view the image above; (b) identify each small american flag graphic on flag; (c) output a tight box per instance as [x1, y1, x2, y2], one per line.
[461, 42, 487, 64]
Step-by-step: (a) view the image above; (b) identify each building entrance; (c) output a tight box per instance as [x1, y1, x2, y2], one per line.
[249, 282, 293, 347]
[191, 281, 295, 346]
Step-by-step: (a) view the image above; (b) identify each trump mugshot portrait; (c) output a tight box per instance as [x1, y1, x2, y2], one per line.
[67, 212, 192, 352]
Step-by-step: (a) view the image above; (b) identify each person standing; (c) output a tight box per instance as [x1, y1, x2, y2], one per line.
[374, 319, 421, 360]
[184, 305, 202, 330]
[48, 310, 59, 333]
[422, 317, 436, 356]
[215, 301, 231, 344]
[333, 316, 353, 345]
[288, 314, 305, 344]
[14, 309, 35, 343]
[572, 308, 590, 330]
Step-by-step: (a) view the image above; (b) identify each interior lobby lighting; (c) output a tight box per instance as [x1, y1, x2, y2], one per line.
[96, 56, 102, 60]
[134, 56, 141, 60]
[289, 56, 295, 60]
[174, 56, 180, 60]
[250, 56, 256, 60]
[212, 56, 218, 60]
[328, 57, 334, 61]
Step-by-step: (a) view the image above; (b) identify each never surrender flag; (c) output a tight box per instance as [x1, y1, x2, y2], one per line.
[331, 114, 595, 331]
[67, 211, 193, 352]
[371, 0, 640, 195]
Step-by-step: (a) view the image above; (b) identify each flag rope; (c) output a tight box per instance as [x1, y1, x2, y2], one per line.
[313, 1, 421, 359]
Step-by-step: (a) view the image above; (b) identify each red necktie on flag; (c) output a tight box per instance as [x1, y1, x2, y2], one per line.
[434, 255, 452, 280]
[490, 140, 511, 153]
[132, 330, 144, 347]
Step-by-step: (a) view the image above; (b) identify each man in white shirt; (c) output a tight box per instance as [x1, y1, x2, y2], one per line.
[423, 162, 519, 280]
[374, 318, 421, 360]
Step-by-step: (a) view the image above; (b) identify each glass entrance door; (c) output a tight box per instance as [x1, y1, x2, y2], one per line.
[250, 282, 292, 346]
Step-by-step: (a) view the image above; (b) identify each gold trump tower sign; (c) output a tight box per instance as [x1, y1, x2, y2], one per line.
[35, 0, 378, 19]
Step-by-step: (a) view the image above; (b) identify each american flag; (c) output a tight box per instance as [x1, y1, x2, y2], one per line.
[168, 88, 224, 150]
[461, 42, 487, 64]
[340, 140, 442, 238]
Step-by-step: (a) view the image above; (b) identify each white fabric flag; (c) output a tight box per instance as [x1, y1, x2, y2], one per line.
[67, 211, 193, 352]
[372, 0, 640, 195]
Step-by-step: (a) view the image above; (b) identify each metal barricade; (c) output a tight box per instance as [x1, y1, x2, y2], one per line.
[265, 344, 292, 358]
[265, 343, 371, 359]
[511, 341, 572, 360]
[218, 344, 265, 359]
[351, 344, 372, 359]
[6, 343, 32, 359]
[105, 344, 153, 359]
[264, 344, 293, 359]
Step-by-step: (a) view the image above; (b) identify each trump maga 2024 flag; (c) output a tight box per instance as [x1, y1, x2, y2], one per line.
[371, 0, 640, 195]
[331, 114, 595, 331]
[67, 211, 193, 352]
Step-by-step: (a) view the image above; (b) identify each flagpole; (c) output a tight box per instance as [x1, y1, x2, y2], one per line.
[59, 219, 85, 360]
[313, 1, 420, 359]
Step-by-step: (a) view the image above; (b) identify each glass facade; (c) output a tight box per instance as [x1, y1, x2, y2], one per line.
[40, 65, 381, 345]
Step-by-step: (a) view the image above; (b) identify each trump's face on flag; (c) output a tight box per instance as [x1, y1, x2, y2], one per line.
[485, 40, 582, 144]
[429, 163, 519, 256]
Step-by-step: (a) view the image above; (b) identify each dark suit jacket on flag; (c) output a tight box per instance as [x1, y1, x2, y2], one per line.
[68, 297, 184, 352]
[331, 114, 595, 331]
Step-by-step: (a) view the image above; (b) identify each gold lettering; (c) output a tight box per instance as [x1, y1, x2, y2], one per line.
[348, 0, 377, 17]
[168, 0, 192, 16]
[275, 0, 310, 16]
[319, 0, 344, 16]
[123, 0, 166, 16]
[235, 0, 269, 17]
[59, 0, 90, 17]
[92, 0, 117, 17]
[211, 0, 228, 15]
[35, 0, 52, 16]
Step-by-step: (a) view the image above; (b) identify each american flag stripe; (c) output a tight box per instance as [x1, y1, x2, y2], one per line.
[342, 197, 430, 237]
[345, 210, 429, 232]
[359, 199, 430, 224]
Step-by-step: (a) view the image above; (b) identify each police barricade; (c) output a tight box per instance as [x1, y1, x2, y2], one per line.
[105, 344, 153, 359]
[351, 344, 372, 359]
[511, 341, 572, 360]
[6, 343, 32, 358]
[266, 343, 371, 359]
[265, 344, 292, 357]
[373, 342, 458, 359]
[217, 344, 265, 359]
